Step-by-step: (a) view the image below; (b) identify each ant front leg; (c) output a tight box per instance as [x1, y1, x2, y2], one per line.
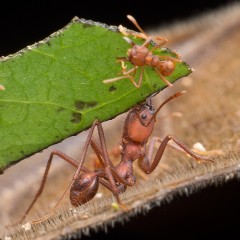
[12, 150, 83, 225]
[14, 120, 101, 225]
[103, 60, 143, 88]
[138, 135, 214, 174]
[90, 126, 135, 207]
[119, 60, 145, 88]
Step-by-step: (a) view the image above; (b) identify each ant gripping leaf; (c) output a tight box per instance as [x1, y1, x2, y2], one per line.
[13, 91, 214, 226]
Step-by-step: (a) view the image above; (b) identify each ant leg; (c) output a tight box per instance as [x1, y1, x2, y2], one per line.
[95, 122, 122, 190]
[90, 138, 114, 168]
[152, 36, 168, 46]
[91, 124, 132, 189]
[147, 137, 186, 157]
[128, 66, 144, 88]
[32, 173, 120, 224]
[140, 36, 153, 48]
[18, 120, 100, 225]
[138, 135, 214, 174]
[72, 120, 99, 180]
[103, 66, 139, 87]
[118, 61, 143, 88]
[94, 122, 130, 209]
[13, 150, 84, 225]
[32, 178, 73, 224]
[103, 75, 132, 84]
[91, 139, 135, 187]
[158, 55, 182, 63]
[155, 68, 173, 87]
[155, 137, 224, 157]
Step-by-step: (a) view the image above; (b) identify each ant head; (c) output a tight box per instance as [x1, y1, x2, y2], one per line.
[144, 90, 187, 120]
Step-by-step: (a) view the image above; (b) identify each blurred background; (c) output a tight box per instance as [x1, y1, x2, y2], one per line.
[0, 0, 240, 239]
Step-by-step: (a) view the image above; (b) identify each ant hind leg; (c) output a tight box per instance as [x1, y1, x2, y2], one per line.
[155, 68, 173, 87]
[138, 135, 214, 174]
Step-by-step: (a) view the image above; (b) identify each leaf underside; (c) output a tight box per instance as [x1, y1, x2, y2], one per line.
[0, 17, 191, 171]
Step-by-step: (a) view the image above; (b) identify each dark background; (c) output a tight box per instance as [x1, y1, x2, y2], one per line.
[1, 0, 239, 239]
[0, 0, 237, 56]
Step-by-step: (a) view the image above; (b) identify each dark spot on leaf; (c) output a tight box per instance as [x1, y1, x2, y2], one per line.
[46, 41, 51, 46]
[75, 100, 98, 110]
[87, 101, 98, 108]
[109, 85, 117, 92]
[75, 101, 85, 110]
[20, 150, 24, 154]
[153, 83, 157, 89]
[57, 107, 65, 112]
[71, 113, 82, 123]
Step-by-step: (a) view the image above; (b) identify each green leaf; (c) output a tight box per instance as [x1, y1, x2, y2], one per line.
[0, 17, 191, 172]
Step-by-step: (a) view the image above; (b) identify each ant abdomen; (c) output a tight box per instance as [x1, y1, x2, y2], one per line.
[157, 60, 175, 76]
[70, 172, 99, 206]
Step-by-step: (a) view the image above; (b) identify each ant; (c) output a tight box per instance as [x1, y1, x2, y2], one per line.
[14, 90, 214, 225]
[103, 15, 182, 88]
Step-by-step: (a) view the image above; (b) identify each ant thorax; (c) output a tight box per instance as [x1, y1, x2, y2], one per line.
[128, 45, 152, 66]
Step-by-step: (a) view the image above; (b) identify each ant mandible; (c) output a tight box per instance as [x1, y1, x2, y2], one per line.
[103, 15, 182, 88]
[16, 90, 214, 225]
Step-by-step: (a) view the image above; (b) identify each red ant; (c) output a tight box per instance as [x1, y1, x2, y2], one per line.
[103, 15, 182, 88]
[15, 90, 214, 225]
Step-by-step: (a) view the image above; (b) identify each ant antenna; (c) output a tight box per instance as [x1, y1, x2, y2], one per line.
[127, 15, 148, 36]
[145, 91, 187, 126]
[155, 91, 186, 116]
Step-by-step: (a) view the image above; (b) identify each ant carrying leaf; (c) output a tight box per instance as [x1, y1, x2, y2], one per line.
[13, 90, 214, 225]
[103, 15, 182, 88]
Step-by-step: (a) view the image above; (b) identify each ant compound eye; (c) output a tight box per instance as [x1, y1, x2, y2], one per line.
[141, 113, 147, 120]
